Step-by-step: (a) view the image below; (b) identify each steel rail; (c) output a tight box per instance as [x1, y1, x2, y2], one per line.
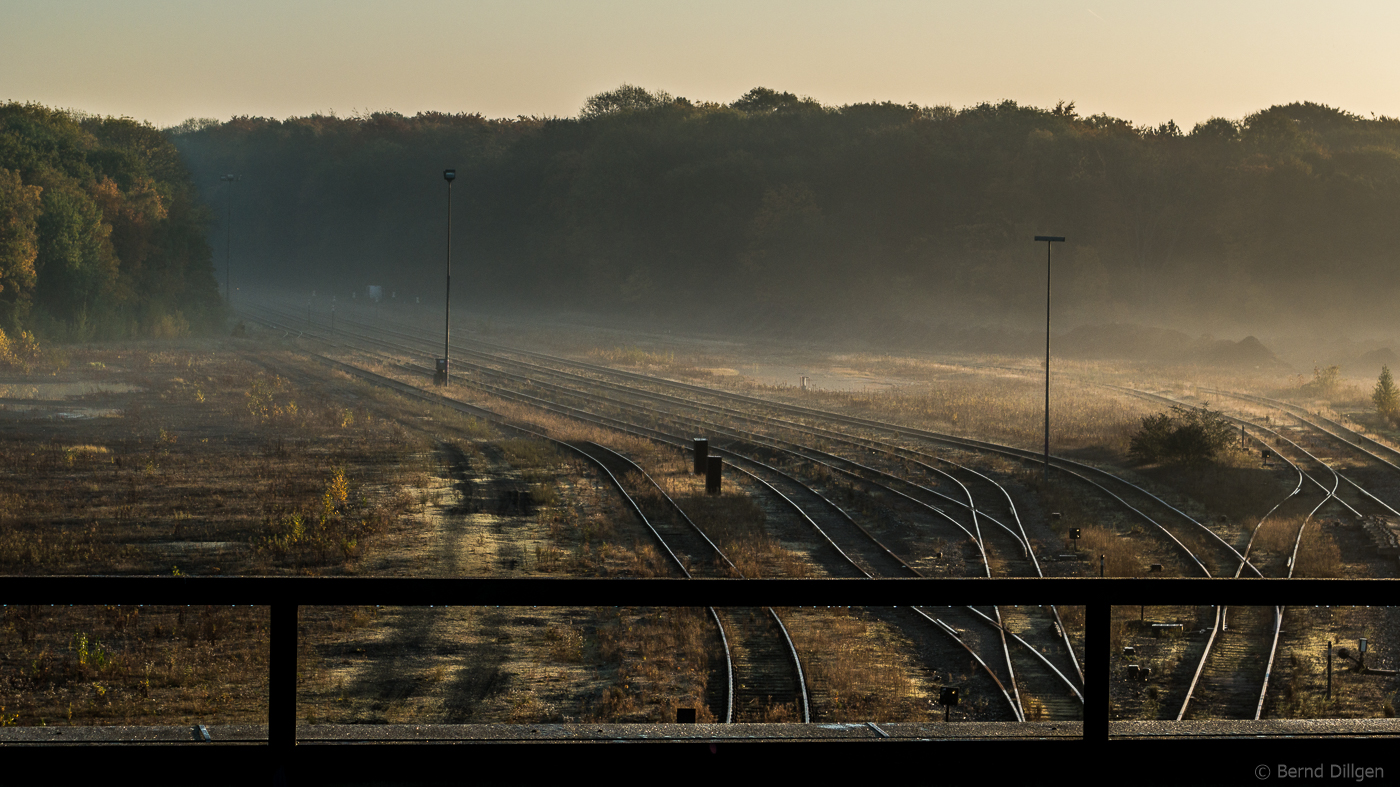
[581, 440, 739, 577]
[582, 448, 810, 721]
[283, 302, 1259, 577]
[1197, 388, 1400, 518]
[273, 305, 1053, 567]
[424, 354, 917, 578]
[250, 306, 1046, 718]
[411, 337, 1014, 572]
[767, 607, 812, 724]
[438, 331, 1232, 576]
[258, 306, 1078, 688]
[715, 452, 873, 578]
[991, 605, 1023, 720]
[1112, 383, 1400, 577]
[252, 308, 924, 577]
[304, 315, 934, 578]
[1256, 606, 1284, 721]
[962, 606, 1084, 703]
[1175, 605, 1283, 721]
[912, 606, 1024, 722]
[260, 299, 1092, 576]
[253, 343, 748, 722]
[708, 606, 736, 724]
[1175, 605, 1223, 721]
[1200, 386, 1400, 472]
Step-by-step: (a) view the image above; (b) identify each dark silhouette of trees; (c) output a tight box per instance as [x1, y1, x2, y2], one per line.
[164, 91, 1400, 332]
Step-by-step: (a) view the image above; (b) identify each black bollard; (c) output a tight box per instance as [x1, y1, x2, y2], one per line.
[706, 455, 722, 495]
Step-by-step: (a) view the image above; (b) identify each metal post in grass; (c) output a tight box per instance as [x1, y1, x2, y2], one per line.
[440, 168, 456, 385]
[1034, 236, 1064, 480]
[940, 686, 958, 721]
[706, 455, 722, 495]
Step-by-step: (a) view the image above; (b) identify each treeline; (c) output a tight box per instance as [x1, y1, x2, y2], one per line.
[170, 87, 1400, 334]
[0, 102, 222, 343]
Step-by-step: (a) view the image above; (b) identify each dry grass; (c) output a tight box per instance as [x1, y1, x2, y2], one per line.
[298, 606, 716, 726]
[0, 344, 427, 575]
[781, 607, 930, 722]
[1290, 522, 1346, 578]
[365, 361, 803, 578]
[0, 605, 269, 726]
[731, 355, 1155, 456]
[585, 607, 716, 723]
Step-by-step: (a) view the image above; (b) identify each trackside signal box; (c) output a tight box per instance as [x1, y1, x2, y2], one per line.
[940, 686, 959, 721]
[435, 358, 448, 385]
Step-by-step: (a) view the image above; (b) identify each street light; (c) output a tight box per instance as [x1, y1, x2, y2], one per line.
[220, 174, 239, 310]
[1034, 235, 1065, 479]
[439, 169, 456, 385]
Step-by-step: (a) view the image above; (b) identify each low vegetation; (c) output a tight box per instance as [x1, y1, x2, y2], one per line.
[1372, 366, 1399, 422]
[0, 343, 426, 575]
[0, 605, 268, 726]
[1129, 404, 1237, 465]
[781, 607, 931, 722]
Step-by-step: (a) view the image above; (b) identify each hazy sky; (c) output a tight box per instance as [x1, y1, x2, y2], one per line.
[3, 0, 1397, 129]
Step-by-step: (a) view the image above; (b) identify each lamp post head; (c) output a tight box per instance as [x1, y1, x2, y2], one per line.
[1034, 236, 1065, 243]
[443, 169, 456, 182]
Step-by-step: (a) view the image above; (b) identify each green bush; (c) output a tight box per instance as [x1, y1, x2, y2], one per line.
[1129, 404, 1236, 465]
[1373, 366, 1399, 420]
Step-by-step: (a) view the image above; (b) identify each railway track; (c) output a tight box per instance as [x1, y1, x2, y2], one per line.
[246, 301, 1085, 720]
[1178, 606, 1283, 721]
[714, 607, 809, 722]
[245, 344, 808, 722]
[1118, 384, 1400, 577]
[264, 301, 1206, 580]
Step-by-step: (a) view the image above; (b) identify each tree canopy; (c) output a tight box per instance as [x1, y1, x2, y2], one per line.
[167, 91, 1400, 337]
[0, 102, 221, 340]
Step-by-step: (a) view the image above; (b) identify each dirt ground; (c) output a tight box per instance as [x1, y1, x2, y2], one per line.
[1110, 606, 1398, 720]
[299, 606, 718, 725]
[297, 605, 975, 725]
[0, 605, 268, 727]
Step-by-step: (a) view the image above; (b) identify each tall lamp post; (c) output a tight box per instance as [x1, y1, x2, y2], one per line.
[439, 169, 456, 385]
[1034, 235, 1065, 479]
[220, 174, 238, 309]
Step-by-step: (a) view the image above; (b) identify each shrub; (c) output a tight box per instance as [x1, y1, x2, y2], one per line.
[1373, 366, 1399, 420]
[0, 327, 40, 371]
[1302, 364, 1342, 396]
[1129, 404, 1236, 465]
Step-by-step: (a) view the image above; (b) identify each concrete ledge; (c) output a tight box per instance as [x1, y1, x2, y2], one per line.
[0, 724, 267, 745]
[1111, 719, 1400, 739]
[295, 720, 1081, 743]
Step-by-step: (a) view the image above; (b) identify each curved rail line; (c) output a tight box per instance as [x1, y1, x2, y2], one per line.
[1115, 384, 1399, 577]
[1176, 606, 1284, 721]
[254, 345, 782, 722]
[269, 303, 1175, 585]
[261, 304, 1087, 691]
[248, 304, 1084, 713]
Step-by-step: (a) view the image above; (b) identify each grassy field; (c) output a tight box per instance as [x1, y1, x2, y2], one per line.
[0, 605, 268, 727]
